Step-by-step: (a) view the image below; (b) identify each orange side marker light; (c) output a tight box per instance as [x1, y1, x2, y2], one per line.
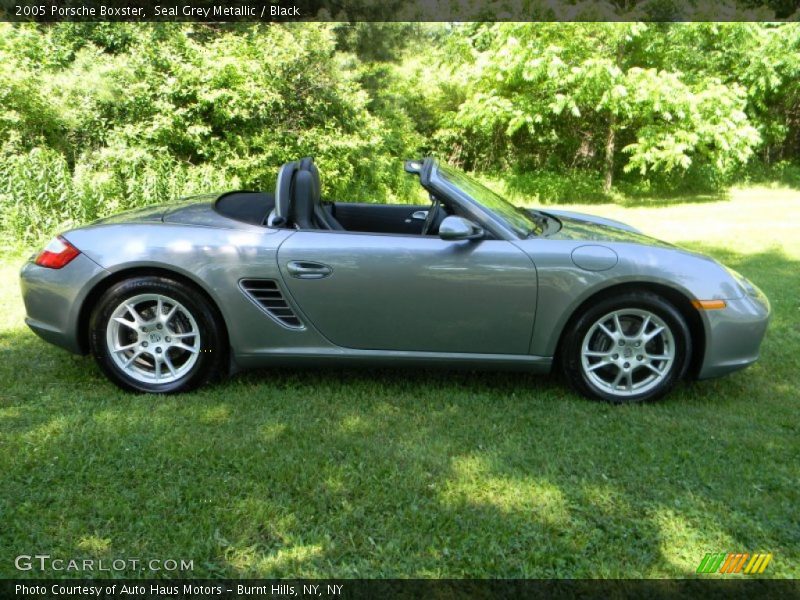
[692, 299, 727, 310]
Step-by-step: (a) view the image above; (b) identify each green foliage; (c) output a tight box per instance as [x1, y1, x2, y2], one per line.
[441, 23, 766, 194]
[738, 159, 800, 188]
[487, 170, 609, 204]
[0, 23, 426, 244]
[0, 148, 76, 246]
[1, 22, 800, 244]
[0, 145, 241, 246]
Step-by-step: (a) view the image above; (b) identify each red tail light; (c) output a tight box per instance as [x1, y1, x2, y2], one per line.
[34, 236, 81, 269]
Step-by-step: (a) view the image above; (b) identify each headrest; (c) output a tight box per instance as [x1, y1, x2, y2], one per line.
[273, 160, 299, 222]
[290, 169, 315, 229]
[298, 157, 320, 201]
[269, 157, 321, 228]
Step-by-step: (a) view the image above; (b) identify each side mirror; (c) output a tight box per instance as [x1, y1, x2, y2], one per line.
[438, 216, 484, 241]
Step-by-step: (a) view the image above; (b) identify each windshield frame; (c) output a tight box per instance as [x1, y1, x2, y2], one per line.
[425, 161, 540, 239]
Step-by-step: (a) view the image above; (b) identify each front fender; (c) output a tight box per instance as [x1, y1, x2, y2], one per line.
[522, 240, 739, 357]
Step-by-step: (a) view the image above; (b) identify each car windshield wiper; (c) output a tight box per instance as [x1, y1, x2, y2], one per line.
[520, 208, 548, 237]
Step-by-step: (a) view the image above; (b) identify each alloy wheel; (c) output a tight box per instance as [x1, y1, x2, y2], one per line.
[105, 293, 201, 385]
[580, 309, 676, 398]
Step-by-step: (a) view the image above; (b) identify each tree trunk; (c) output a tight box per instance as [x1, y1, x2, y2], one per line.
[603, 115, 617, 193]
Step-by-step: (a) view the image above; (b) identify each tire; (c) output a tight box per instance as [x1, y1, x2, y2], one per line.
[559, 291, 691, 404]
[89, 276, 226, 393]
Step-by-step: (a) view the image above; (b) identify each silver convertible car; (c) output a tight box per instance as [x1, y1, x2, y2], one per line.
[20, 157, 770, 403]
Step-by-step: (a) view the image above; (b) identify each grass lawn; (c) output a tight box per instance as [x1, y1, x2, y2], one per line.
[0, 186, 798, 579]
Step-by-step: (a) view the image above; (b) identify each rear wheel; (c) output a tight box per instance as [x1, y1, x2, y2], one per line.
[89, 276, 225, 393]
[560, 292, 691, 403]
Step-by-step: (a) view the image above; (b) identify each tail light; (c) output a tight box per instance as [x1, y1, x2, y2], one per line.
[34, 236, 81, 269]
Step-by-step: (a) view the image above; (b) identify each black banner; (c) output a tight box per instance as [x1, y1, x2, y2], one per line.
[0, 0, 799, 22]
[3, 579, 800, 600]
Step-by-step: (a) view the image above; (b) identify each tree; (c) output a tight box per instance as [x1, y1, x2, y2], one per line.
[441, 23, 762, 192]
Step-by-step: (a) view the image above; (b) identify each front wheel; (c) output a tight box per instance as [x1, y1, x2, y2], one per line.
[559, 292, 692, 403]
[89, 276, 226, 393]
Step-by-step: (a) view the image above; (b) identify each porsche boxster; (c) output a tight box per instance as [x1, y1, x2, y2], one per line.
[19, 157, 770, 402]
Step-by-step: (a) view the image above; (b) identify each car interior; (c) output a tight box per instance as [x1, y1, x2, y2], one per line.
[214, 157, 450, 236]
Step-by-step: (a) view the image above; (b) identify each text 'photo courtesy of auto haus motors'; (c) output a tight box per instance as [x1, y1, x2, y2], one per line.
[20, 157, 770, 404]
[16, 583, 331, 597]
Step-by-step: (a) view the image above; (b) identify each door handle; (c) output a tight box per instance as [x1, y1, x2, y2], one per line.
[405, 210, 428, 224]
[287, 261, 332, 279]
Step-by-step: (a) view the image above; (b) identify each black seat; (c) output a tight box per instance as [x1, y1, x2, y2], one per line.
[268, 157, 344, 231]
[295, 156, 344, 231]
[297, 157, 345, 231]
[270, 157, 345, 230]
[290, 166, 316, 229]
[268, 160, 298, 227]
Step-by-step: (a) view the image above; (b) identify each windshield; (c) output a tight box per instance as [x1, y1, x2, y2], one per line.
[436, 163, 541, 237]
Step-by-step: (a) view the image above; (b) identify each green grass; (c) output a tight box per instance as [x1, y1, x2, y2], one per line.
[1, 187, 798, 579]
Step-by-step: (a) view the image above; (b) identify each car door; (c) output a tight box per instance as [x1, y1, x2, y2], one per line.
[277, 231, 537, 354]
[331, 202, 444, 235]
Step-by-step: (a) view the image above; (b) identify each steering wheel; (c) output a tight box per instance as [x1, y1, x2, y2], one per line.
[421, 197, 441, 236]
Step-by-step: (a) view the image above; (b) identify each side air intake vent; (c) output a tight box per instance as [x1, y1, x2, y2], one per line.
[240, 279, 304, 329]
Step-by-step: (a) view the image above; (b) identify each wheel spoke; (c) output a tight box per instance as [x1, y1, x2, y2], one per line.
[169, 331, 197, 340]
[598, 322, 616, 340]
[587, 360, 609, 372]
[625, 372, 633, 392]
[613, 313, 623, 335]
[584, 349, 612, 358]
[610, 368, 624, 389]
[644, 325, 664, 342]
[647, 354, 672, 361]
[163, 354, 177, 377]
[113, 341, 138, 353]
[638, 315, 651, 337]
[163, 304, 178, 323]
[644, 363, 663, 375]
[171, 342, 199, 354]
[124, 303, 143, 323]
[154, 357, 162, 381]
[113, 316, 138, 331]
[123, 350, 143, 368]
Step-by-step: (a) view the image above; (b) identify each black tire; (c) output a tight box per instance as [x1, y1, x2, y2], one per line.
[89, 276, 226, 393]
[559, 291, 691, 404]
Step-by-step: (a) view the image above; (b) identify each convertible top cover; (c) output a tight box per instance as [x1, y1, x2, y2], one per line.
[215, 190, 275, 225]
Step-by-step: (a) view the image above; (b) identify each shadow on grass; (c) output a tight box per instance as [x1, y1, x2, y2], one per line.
[1, 246, 798, 578]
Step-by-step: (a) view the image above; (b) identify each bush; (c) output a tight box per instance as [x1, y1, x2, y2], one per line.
[0, 145, 243, 247]
[0, 148, 78, 247]
[615, 163, 731, 199]
[0, 23, 430, 247]
[499, 170, 609, 204]
[736, 160, 800, 188]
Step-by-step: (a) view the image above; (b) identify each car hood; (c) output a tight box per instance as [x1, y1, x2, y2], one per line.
[537, 208, 673, 247]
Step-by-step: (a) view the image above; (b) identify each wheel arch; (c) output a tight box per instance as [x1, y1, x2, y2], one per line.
[553, 281, 706, 379]
[77, 266, 231, 361]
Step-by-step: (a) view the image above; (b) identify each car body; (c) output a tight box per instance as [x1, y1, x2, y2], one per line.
[19, 157, 770, 402]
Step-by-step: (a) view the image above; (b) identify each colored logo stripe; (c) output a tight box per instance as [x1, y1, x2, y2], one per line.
[720, 553, 748, 573]
[744, 553, 773, 574]
[696, 553, 726, 573]
[696, 552, 772, 574]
